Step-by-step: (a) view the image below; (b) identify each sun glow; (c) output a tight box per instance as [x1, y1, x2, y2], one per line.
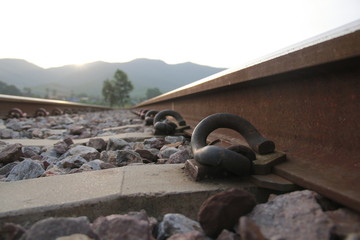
[0, 0, 359, 68]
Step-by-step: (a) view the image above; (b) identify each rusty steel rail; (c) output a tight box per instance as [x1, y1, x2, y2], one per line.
[0, 94, 112, 118]
[134, 21, 360, 212]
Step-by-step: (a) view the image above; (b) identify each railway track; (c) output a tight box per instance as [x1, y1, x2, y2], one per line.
[0, 22, 359, 239]
[0, 94, 112, 119]
[134, 21, 360, 213]
[0, 20, 359, 227]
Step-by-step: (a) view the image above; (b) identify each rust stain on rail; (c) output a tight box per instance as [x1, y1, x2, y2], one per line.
[0, 94, 112, 118]
[135, 28, 360, 212]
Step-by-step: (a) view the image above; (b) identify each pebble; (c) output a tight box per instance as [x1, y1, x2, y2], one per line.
[69, 125, 86, 135]
[216, 229, 240, 240]
[167, 231, 209, 240]
[106, 138, 130, 151]
[56, 234, 93, 240]
[87, 138, 107, 151]
[0, 143, 23, 164]
[81, 160, 104, 170]
[23, 216, 97, 240]
[144, 137, 166, 149]
[6, 159, 45, 181]
[237, 216, 266, 240]
[22, 146, 41, 155]
[59, 155, 88, 169]
[99, 150, 116, 165]
[42, 165, 67, 177]
[157, 213, 203, 240]
[247, 190, 334, 240]
[41, 147, 60, 158]
[165, 136, 186, 144]
[198, 188, 256, 238]
[0, 162, 18, 175]
[0, 128, 17, 139]
[99, 162, 116, 169]
[326, 208, 360, 238]
[158, 147, 179, 159]
[5, 119, 23, 131]
[67, 145, 100, 161]
[0, 223, 26, 240]
[53, 141, 70, 155]
[135, 149, 159, 162]
[115, 150, 143, 166]
[43, 155, 61, 167]
[168, 149, 191, 164]
[92, 214, 153, 240]
[31, 128, 44, 138]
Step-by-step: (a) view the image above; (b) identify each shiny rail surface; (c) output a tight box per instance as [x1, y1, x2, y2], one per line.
[0, 94, 112, 118]
[134, 21, 360, 212]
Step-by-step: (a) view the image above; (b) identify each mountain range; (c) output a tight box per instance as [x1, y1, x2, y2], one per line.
[0, 58, 226, 98]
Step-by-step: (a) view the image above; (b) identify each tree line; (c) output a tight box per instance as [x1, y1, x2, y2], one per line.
[101, 69, 162, 107]
[0, 81, 37, 97]
[0, 69, 162, 107]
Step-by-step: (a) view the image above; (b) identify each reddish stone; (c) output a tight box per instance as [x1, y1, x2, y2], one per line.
[54, 141, 69, 154]
[157, 213, 202, 240]
[100, 162, 116, 169]
[24, 217, 97, 240]
[0, 143, 24, 164]
[198, 188, 256, 238]
[144, 138, 166, 149]
[115, 150, 142, 166]
[135, 149, 158, 162]
[168, 149, 191, 164]
[247, 190, 334, 240]
[92, 214, 153, 240]
[326, 208, 360, 238]
[0, 223, 26, 240]
[88, 138, 107, 151]
[0, 162, 18, 175]
[216, 229, 240, 240]
[237, 217, 266, 240]
[69, 125, 86, 135]
[79, 130, 92, 139]
[167, 231, 208, 240]
[63, 137, 74, 146]
[68, 145, 100, 161]
[23, 149, 39, 158]
[56, 234, 93, 240]
[157, 159, 168, 164]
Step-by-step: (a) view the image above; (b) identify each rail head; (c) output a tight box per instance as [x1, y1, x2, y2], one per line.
[0, 94, 112, 110]
[0, 94, 113, 118]
[136, 19, 360, 107]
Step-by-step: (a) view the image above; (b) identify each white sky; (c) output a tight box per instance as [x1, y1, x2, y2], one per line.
[0, 0, 359, 69]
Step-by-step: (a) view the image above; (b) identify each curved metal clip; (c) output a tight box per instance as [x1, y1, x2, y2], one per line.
[8, 108, 26, 118]
[145, 110, 159, 126]
[191, 113, 275, 176]
[140, 109, 149, 120]
[153, 109, 187, 135]
[34, 108, 49, 117]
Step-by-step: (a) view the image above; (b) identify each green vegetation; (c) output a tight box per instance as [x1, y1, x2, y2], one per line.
[1, 76, 158, 107]
[0, 81, 46, 98]
[0, 81, 23, 96]
[146, 88, 162, 100]
[0, 58, 225, 107]
[22, 87, 41, 98]
[102, 69, 133, 107]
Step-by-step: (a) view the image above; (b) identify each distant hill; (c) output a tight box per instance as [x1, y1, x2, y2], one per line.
[0, 58, 226, 98]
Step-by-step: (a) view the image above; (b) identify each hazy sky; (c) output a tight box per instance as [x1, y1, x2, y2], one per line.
[1, 0, 359, 69]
